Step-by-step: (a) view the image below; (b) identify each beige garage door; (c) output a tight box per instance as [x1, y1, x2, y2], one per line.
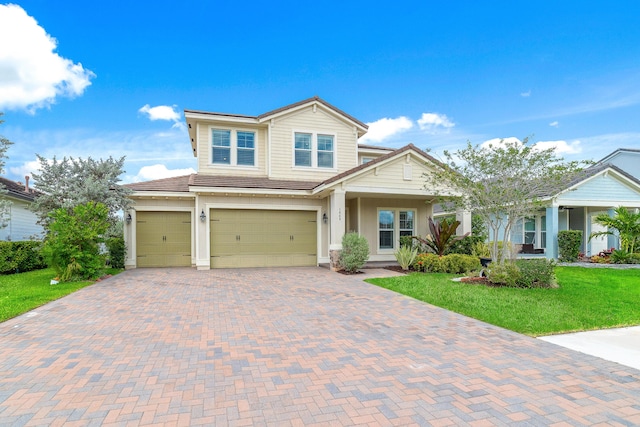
[136, 211, 191, 267]
[210, 209, 317, 268]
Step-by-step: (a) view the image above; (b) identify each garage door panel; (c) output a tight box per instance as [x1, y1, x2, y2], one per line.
[136, 211, 191, 268]
[210, 209, 317, 268]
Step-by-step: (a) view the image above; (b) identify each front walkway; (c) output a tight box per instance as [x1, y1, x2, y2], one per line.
[1, 267, 638, 425]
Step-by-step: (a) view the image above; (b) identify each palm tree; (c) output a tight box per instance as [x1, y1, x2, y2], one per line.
[590, 206, 640, 253]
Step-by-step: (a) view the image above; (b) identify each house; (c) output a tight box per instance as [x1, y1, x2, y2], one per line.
[515, 151, 640, 258]
[0, 176, 43, 241]
[124, 96, 467, 270]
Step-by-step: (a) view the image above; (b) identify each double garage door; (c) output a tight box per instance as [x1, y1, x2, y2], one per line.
[135, 209, 317, 268]
[210, 209, 317, 268]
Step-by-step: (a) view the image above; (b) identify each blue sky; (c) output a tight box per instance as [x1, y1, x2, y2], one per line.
[2, 1, 640, 184]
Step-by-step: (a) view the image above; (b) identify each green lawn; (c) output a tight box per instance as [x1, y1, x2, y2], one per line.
[0, 267, 121, 323]
[366, 266, 640, 336]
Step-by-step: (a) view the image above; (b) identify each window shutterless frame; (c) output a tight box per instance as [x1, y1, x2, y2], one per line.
[210, 127, 257, 167]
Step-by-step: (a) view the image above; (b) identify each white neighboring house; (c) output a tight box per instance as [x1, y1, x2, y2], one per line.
[124, 96, 467, 270]
[0, 176, 43, 241]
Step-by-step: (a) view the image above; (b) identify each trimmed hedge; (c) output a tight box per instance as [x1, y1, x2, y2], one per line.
[558, 230, 582, 262]
[413, 253, 481, 273]
[106, 237, 126, 269]
[0, 241, 47, 274]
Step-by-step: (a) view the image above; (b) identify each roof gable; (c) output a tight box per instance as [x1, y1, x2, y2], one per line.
[555, 164, 640, 204]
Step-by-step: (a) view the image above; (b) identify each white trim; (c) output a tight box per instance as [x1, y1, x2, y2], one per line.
[130, 191, 195, 199]
[185, 111, 259, 124]
[376, 207, 416, 254]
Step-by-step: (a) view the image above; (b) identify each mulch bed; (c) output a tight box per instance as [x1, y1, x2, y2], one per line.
[335, 270, 364, 275]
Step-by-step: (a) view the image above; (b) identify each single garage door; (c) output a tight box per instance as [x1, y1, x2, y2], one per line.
[210, 209, 317, 268]
[136, 211, 191, 267]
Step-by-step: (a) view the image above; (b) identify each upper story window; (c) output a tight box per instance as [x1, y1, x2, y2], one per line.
[211, 128, 255, 167]
[361, 156, 374, 164]
[293, 132, 336, 169]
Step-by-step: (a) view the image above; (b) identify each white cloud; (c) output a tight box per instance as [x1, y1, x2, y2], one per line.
[481, 137, 523, 149]
[549, 121, 559, 128]
[521, 90, 531, 97]
[417, 113, 455, 133]
[139, 104, 181, 122]
[534, 140, 582, 155]
[0, 4, 94, 112]
[8, 160, 41, 180]
[359, 116, 413, 143]
[130, 164, 195, 183]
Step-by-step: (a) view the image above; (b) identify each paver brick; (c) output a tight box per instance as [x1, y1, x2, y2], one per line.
[0, 267, 639, 425]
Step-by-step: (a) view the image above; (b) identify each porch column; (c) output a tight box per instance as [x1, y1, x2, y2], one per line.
[455, 209, 472, 236]
[545, 206, 559, 259]
[606, 208, 618, 251]
[329, 189, 346, 270]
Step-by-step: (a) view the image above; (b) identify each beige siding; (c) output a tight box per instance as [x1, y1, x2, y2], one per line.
[269, 107, 359, 180]
[345, 157, 438, 193]
[196, 122, 268, 177]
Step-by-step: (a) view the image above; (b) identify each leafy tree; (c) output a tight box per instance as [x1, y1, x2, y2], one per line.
[425, 138, 587, 263]
[590, 206, 640, 253]
[0, 113, 14, 230]
[43, 202, 110, 281]
[31, 155, 132, 227]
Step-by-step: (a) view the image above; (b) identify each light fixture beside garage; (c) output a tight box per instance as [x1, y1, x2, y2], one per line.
[322, 212, 328, 224]
[125, 213, 132, 225]
[200, 209, 206, 222]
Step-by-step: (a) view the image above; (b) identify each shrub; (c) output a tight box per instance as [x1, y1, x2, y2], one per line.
[0, 241, 47, 274]
[471, 241, 491, 258]
[413, 217, 469, 256]
[590, 255, 609, 264]
[487, 262, 521, 287]
[394, 245, 418, 270]
[106, 237, 126, 269]
[43, 202, 110, 281]
[339, 232, 370, 273]
[514, 259, 556, 288]
[412, 253, 480, 273]
[558, 230, 582, 262]
[399, 235, 414, 249]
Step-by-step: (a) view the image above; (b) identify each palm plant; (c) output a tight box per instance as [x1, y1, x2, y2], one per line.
[590, 206, 640, 253]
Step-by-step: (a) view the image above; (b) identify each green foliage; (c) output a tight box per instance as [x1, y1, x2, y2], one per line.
[514, 259, 556, 288]
[424, 138, 589, 263]
[339, 232, 370, 273]
[471, 241, 491, 258]
[31, 155, 132, 227]
[43, 202, 110, 282]
[558, 230, 582, 262]
[394, 245, 418, 270]
[445, 214, 488, 255]
[486, 262, 521, 287]
[399, 235, 414, 249]
[106, 237, 126, 268]
[590, 206, 640, 253]
[413, 217, 469, 256]
[487, 259, 556, 288]
[0, 241, 47, 274]
[413, 253, 480, 273]
[610, 249, 640, 265]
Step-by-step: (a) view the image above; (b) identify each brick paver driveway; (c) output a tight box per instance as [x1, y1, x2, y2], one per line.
[1, 267, 639, 426]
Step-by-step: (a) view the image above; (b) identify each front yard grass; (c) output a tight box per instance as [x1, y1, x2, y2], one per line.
[366, 266, 640, 336]
[0, 267, 121, 323]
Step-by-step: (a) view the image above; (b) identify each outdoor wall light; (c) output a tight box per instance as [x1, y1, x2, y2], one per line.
[200, 208, 206, 222]
[322, 212, 328, 224]
[125, 213, 132, 225]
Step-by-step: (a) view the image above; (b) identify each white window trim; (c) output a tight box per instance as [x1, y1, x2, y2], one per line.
[209, 126, 259, 168]
[377, 208, 416, 253]
[291, 129, 337, 171]
[512, 215, 546, 248]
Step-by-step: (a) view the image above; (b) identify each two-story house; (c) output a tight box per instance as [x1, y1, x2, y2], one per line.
[124, 96, 466, 270]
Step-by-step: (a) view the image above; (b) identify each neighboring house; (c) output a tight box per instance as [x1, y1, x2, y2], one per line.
[0, 176, 43, 241]
[124, 96, 467, 270]
[516, 153, 640, 259]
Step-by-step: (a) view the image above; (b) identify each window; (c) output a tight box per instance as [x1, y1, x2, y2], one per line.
[212, 129, 231, 164]
[540, 215, 547, 249]
[236, 131, 255, 166]
[317, 135, 334, 168]
[511, 215, 546, 248]
[211, 129, 256, 166]
[524, 218, 536, 244]
[361, 156, 374, 164]
[294, 133, 312, 167]
[293, 132, 336, 169]
[378, 209, 415, 250]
